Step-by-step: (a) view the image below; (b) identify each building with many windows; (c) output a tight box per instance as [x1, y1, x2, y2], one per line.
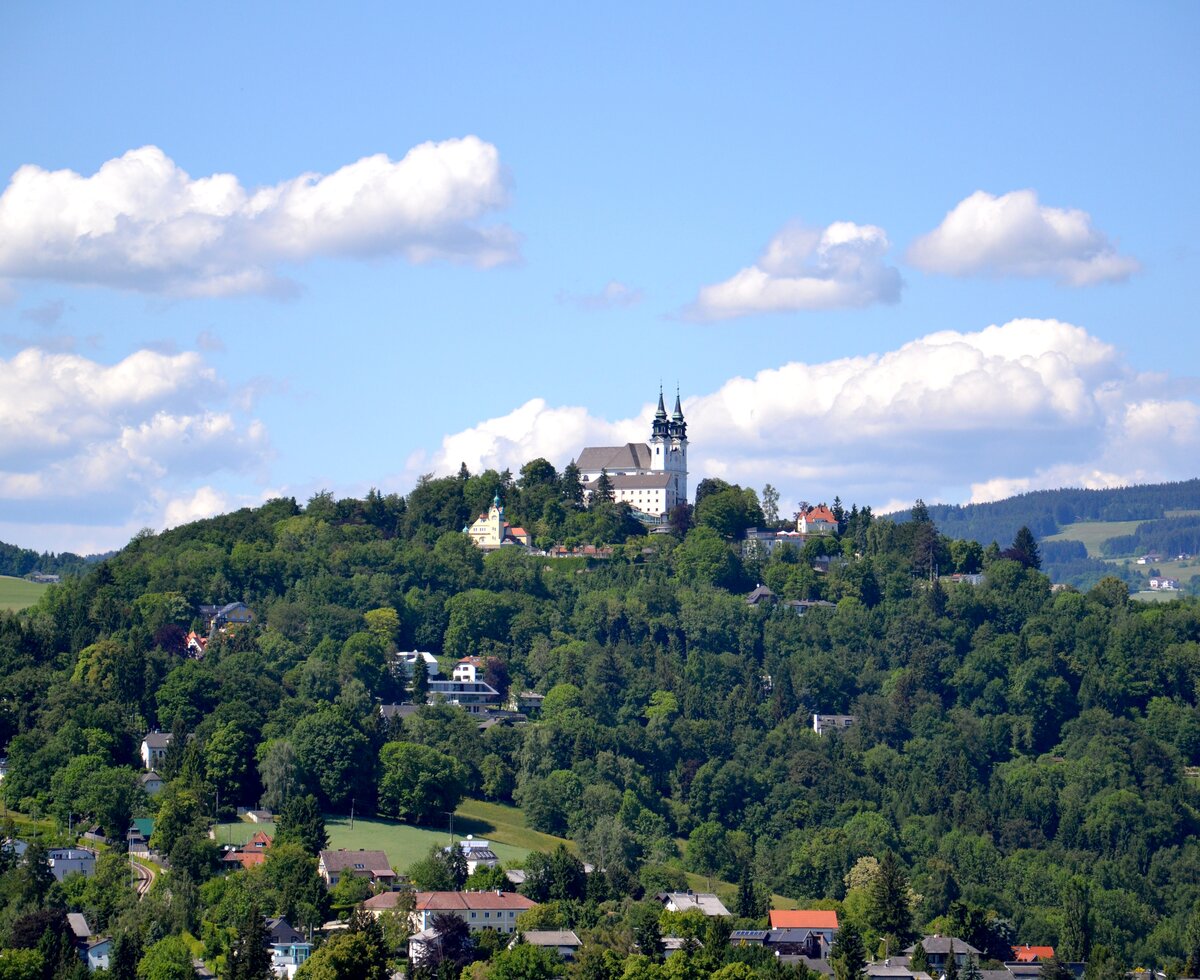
[575, 389, 688, 520]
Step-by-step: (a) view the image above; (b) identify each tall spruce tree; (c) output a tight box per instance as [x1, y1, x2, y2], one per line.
[868, 851, 913, 946]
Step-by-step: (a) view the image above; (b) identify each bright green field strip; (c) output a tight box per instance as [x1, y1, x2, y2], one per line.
[0, 576, 47, 612]
[215, 801, 560, 870]
[1044, 520, 1147, 557]
[452, 799, 574, 855]
[1132, 590, 1186, 603]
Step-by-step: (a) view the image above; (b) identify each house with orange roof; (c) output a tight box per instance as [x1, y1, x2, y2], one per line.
[465, 495, 532, 550]
[453, 656, 487, 683]
[767, 909, 838, 944]
[797, 505, 839, 535]
[1011, 945, 1055, 963]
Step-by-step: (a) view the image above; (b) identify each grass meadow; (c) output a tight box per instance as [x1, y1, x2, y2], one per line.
[0, 576, 47, 612]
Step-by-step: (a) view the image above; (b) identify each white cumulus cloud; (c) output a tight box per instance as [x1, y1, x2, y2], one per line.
[0, 139, 517, 296]
[686, 221, 902, 320]
[0, 347, 269, 534]
[908, 189, 1140, 285]
[419, 319, 1200, 516]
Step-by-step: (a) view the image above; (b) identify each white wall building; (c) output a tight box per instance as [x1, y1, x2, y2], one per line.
[576, 390, 688, 520]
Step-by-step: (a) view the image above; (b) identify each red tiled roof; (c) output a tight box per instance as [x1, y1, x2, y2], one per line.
[768, 910, 839, 929]
[414, 891, 537, 912]
[1012, 946, 1055, 963]
[804, 506, 838, 524]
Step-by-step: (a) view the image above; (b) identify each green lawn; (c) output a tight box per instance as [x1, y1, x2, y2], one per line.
[0, 576, 48, 612]
[1132, 590, 1187, 603]
[215, 799, 571, 871]
[1044, 520, 1147, 557]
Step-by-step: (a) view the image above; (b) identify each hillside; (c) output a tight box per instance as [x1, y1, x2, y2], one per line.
[1, 467, 1198, 967]
[897, 479, 1200, 591]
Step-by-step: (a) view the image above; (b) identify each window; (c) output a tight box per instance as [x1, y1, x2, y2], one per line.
[470, 912, 476, 919]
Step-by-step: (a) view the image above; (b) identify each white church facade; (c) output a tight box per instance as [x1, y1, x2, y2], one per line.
[575, 390, 688, 520]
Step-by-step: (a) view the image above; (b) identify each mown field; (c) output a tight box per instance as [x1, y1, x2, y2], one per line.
[0, 576, 47, 612]
[1044, 520, 1146, 557]
[215, 799, 570, 870]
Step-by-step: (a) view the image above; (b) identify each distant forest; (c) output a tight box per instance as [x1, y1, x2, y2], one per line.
[886, 479, 1200, 591]
[0, 540, 99, 579]
[919, 479, 1200, 546]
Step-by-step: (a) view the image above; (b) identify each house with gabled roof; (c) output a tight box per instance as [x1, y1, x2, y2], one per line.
[140, 732, 172, 769]
[364, 889, 537, 934]
[904, 936, 981, 970]
[798, 505, 838, 535]
[1011, 945, 1055, 963]
[768, 909, 838, 945]
[317, 849, 395, 888]
[657, 891, 730, 916]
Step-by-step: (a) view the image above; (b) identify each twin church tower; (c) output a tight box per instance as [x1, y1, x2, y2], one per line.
[574, 388, 688, 520]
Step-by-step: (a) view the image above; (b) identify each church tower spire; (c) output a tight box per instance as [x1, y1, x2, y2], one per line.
[652, 386, 670, 440]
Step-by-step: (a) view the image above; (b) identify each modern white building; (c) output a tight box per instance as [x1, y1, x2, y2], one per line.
[575, 390, 688, 519]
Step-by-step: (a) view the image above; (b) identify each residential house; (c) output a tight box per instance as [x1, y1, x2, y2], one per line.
[798, 505, 838, 535]
[185, 631, 208, 659]
[657, 891, 730, 916]
[768, 910, 838, 946]
[85, 939, 112, 972]
[743, 527, 806, 558]
[451, 837, 500, 875]
[1011, 946, 1055, 963]
[745, 585, 777, 607]
[1149, 577, 1181, 590]
[904, 937, 982, 971]
[366, 890, 537, 934]
[425, 678, 501, 711]
[452, 657, 486, 683]
[317, 849, 396, 889]
[266, 918, 312, 978]
[379, 703, 421, 724]
[140, 771, 164, 796]
[813, 714, 856, 736]
[514, 691, 545, 713]
[47, 847, 97, 882]
[222, 831, 273, 871]
[513, 931, 582, 960]
[733, 928, 830, 959]
[67, 915, 111, 972]
[203, 602, 254, 629]
[140, 732, 172, 769]
[394, 651, 440, 679]
[1136, 553, 1163, 565]
[30, 573, 60, 584]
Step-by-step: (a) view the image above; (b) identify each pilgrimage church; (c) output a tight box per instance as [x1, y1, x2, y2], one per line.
[575, 389, 689, 521]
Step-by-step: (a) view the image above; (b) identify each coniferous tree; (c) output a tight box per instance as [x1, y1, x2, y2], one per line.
[1059, 877, 1091, 961]
[831, 922, 867, 980]
[411, 658, 430, 704]
[592, 469, 614, 506]
[275, 794, 328, 856]
[910, 941, 930, 975]
[227, 907, 272, 980]
[868, 851, 913, 947]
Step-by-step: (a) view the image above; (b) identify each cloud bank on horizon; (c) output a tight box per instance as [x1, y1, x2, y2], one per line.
[418, 318, 1200, 514]
[0, 138, 516, 297]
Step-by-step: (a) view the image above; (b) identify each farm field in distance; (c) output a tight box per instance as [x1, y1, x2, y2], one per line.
[0, 576, 47, 612]
[1044, 519, 1146, 557]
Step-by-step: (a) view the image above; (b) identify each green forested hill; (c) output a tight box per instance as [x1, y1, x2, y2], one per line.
[1, 467, 1199, 970]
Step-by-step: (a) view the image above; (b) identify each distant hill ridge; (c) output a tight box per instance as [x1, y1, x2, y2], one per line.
[894, 478, 1200, 546]
[0, 540, 103, 579]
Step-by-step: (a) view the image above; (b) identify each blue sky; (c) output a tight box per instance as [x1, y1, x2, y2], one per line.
[1, 2, 1197, 552]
